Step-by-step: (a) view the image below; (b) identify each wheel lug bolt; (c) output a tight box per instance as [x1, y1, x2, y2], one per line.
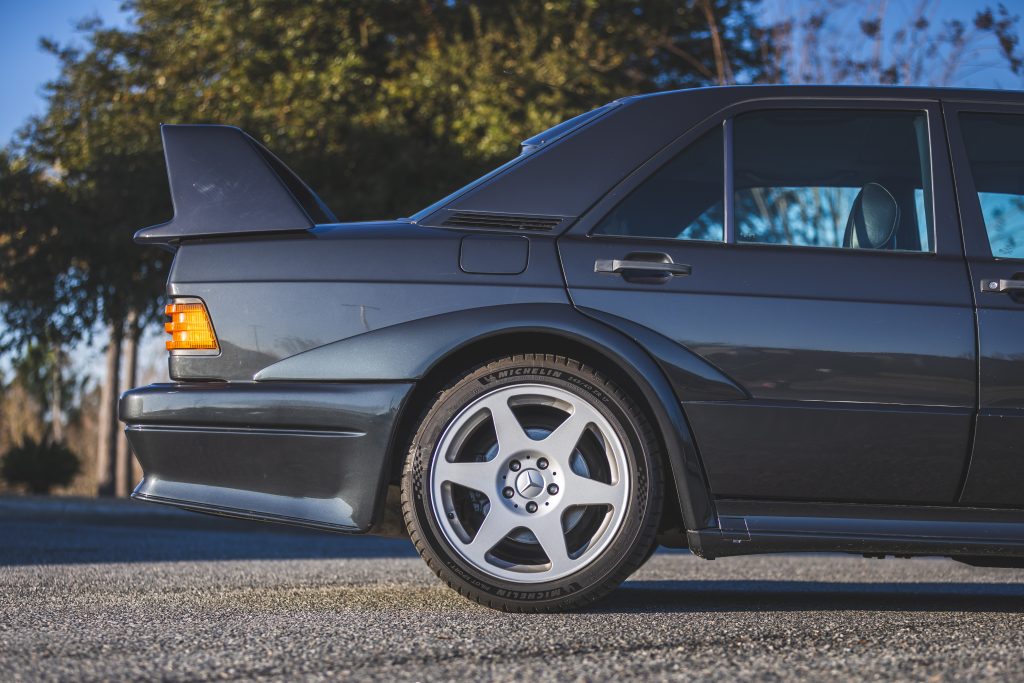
[509, 460, 521, 472]
[547, 484, 559, 495]
[502, 487, 515, 499]
[537, 458, 548, 470]
[526, 501, 538, 513]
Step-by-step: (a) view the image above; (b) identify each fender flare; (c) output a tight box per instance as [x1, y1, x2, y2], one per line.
[256, 303, 720, 530]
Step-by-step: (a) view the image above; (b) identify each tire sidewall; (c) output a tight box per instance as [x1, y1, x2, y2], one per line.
[406, 356, 656, 606]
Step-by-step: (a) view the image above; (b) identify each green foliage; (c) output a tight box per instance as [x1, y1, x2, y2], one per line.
[46, 0, 762, 218]
[1, 438, 81, 494]
[10, 342, 84, 428]
[0, 152, 89, 353]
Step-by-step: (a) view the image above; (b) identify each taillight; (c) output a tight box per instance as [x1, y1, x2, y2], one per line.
[164, 299, 218, 352]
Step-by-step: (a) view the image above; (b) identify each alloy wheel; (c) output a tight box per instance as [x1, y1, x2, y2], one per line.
[428, 383, 630, 583]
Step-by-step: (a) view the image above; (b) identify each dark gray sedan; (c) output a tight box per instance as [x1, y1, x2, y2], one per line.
[121, 85, 1024, 611]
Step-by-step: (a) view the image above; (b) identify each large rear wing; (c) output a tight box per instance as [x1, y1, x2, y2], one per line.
[134, 124, 335, 246]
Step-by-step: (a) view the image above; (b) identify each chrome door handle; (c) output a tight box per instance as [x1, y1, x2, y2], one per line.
[594, 258, 692, 276]
[981, 278, 1024, 293]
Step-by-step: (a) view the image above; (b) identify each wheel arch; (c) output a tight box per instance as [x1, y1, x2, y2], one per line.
[255, 303, 718, 534]
[386, 332, 695, 542]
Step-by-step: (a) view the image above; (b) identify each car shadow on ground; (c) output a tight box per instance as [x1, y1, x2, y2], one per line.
[0, 497, 417, 564]
[598, 579, 1024, 614]
[6, 498, 1024, 617]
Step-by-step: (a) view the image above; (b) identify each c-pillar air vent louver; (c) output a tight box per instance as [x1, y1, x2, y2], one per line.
[441, 211, 566, 232]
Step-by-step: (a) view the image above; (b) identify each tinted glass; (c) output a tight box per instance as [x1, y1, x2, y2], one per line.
[411, 104, 618, 222]
[734, 110, 934, 252]
[959, 112, 1024, 259]
[593, 126, 724, 241]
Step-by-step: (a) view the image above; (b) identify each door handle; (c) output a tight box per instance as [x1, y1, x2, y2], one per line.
[981, 278, 1024, 294]
[594, 256, 692, 277]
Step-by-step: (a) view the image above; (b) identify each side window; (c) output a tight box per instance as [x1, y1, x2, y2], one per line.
[592, 126, 724, 241]
[959, 113, 1024, 259]
[734, 110, 934, 252]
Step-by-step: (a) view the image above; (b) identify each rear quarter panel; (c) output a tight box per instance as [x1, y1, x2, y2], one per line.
[166, 222, 568, 381]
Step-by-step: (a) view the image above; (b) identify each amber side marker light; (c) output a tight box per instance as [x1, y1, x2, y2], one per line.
[165, 300, 219, 352]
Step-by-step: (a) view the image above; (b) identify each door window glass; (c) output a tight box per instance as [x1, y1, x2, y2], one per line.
[734, 110, 934, 252]
[959, 112, 1024, 259]
[592, 126, 724, 241]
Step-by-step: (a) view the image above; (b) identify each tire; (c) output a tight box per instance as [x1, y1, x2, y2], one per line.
[401, 354, 663, 612]
[637, 541, 660, 570]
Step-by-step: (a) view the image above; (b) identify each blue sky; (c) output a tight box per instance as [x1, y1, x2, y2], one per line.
[1, 1, 1022, 144]
[0, 0, 129, 144]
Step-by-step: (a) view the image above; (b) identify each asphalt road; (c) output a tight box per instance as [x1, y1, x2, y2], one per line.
[3, 498, 1024, 681]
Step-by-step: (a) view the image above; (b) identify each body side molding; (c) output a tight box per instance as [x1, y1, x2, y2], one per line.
[254, 303, 720, 530]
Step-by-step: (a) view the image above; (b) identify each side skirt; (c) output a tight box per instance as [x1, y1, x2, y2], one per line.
[689, 499, 1024, 560]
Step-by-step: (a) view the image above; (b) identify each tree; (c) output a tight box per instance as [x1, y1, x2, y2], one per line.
[70, 0, 764, 218]
[0, 152, 87, 446]
[756, 0, 1023, 86]
[1, 438, 81, 495]
[8, 343, 85, 444]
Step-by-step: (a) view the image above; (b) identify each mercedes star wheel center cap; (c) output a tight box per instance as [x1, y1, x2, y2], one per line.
[515, 469, 545, 498]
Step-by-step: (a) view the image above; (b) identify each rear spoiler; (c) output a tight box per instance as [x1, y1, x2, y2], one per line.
[134, 124, 336, 246]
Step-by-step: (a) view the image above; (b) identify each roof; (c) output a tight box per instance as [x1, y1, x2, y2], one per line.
[417, 83, 1024, 230]
[627, 83, 1024, 105]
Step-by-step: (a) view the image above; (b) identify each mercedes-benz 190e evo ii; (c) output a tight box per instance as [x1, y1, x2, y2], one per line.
[121, 86, 1024, 611]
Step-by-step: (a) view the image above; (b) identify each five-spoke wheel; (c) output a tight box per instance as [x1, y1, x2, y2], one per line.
[403, 354, 661, 612]
[430, 383, 630, 581]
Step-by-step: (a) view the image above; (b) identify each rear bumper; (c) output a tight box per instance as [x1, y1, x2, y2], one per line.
[118, 381, 414, 533]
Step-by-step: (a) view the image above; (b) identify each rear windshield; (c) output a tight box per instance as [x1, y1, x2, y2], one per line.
[408, 102, 619, 222]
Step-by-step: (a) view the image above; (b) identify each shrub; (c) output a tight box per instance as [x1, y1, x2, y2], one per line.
[1, 438, 81, 495]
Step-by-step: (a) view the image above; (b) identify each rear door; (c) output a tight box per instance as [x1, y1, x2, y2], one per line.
[945, 102, 1024, 507]
[559, 97, 976, 504]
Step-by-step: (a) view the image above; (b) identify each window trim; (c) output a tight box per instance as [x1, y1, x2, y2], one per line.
[723, 117, 735, 244]
[730, 108, 934, 253]
[944, 104, 1024, 263]
[575, 96, 956, 259]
